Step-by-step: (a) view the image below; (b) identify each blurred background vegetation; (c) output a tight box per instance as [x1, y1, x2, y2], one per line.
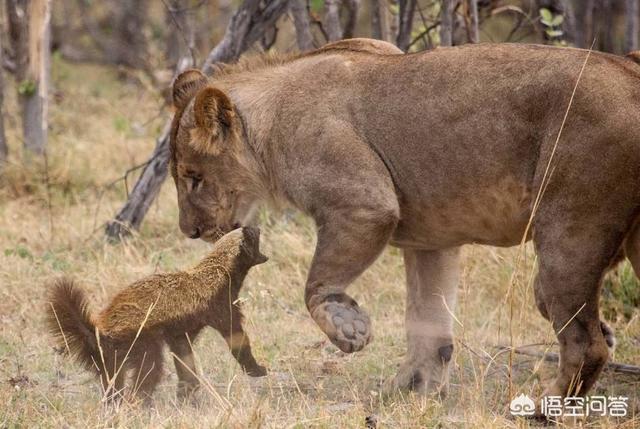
[2, 1, 639, 161]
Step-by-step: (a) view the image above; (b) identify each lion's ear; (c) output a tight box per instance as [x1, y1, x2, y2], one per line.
[172, 69, 208, 110]
[190, 87, 235, 155]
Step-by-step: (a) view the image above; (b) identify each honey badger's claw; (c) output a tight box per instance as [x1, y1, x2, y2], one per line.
[311, 296, 372, 353]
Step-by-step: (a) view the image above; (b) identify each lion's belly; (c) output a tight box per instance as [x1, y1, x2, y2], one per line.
[390, 176, 533, 250]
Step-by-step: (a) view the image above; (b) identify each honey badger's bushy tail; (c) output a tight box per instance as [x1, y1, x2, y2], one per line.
[46, 278, 103, 373]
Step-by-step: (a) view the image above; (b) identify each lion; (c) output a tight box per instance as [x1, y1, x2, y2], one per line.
[47, 227, 267, 402]
[168, 38, 640, 403]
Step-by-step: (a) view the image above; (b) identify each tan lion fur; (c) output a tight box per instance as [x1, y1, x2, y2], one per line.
[167, 38, 640, 403]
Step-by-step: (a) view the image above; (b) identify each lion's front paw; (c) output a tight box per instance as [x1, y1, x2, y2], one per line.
[310, 294, 372, 353]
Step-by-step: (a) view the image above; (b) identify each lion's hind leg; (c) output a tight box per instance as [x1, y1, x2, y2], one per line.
[533, 214, 627, 399]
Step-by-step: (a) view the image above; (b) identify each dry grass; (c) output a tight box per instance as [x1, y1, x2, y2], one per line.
[0, 59, 639, 428]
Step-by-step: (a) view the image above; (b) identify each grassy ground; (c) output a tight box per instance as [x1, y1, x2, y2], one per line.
[0, 59, 639, 428]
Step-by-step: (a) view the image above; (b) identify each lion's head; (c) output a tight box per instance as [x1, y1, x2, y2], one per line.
[169, 69, 262, 242]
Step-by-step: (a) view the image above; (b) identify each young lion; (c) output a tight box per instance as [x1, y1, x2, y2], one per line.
[47, 227, 267, 402]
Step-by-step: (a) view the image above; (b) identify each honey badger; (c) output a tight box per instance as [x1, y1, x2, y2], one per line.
[47, 227, 267, 402]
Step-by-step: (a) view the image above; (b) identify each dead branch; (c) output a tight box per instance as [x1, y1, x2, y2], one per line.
[324, 0, 343, 42]
[106, 0, 290, 240]
[494, 345, 640, 376]
[625, 0, 639, 52]
[343, 0, 361, 39]
[440, 0, 455, 47]
[162, 0, 197, 68]
[469, 0, 479, 43]
[407, 21, 439, 50]
[290, 0, 315, 50]
[397, 0, 417, 51]
[371, 0, 391, 42]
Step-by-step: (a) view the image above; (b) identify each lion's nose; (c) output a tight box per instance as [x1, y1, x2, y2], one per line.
[189, 227, 201, 239]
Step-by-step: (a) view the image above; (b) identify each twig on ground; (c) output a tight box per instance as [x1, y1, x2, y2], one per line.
[493, 345, 640, 376]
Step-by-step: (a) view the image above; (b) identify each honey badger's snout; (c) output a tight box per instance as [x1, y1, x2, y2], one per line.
[241, 226, 268, 265]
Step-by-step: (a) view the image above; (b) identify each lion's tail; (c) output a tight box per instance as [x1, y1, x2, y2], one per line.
[46, 278, 105, 373]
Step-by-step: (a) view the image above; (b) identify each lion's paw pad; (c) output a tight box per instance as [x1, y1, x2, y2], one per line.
[313, 299, 372, 353]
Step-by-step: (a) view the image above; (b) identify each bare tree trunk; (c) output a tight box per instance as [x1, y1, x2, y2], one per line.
[626, 0, 639, 52]
[106, 0, 290, 239]
[371, 0, 391, 42]
[396, 0, 416, 50]
[573, 0, 595, 48]
[561, 0, 577, 46]
[390, 0, 400, 42]
[6, 0, 24, 64]
[290, 0, 314, 50]
[343, 0, 361, 39]
[7, 0, 51, 155]
[469, 0, 479, 43]
[440, 0, 455, 47]
[324, 0, 343, 42]
[23, 0, 51, 154]
[0, 30, 7, 167]
[601, 0, 615, 53]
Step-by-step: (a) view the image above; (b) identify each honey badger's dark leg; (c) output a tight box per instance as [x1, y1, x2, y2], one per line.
[213, 306, 266, 377]
[98, 349, 126, 402]
[129, 339, 164, 401]
[166, 332, 201, 399]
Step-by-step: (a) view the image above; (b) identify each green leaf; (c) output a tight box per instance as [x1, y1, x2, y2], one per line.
[17, 80, 36, 96]
[539, 8, 553, 24]
[310, 0, 324, 13]
[545, 29, 563, 38]
[551, 15, 564, 26]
